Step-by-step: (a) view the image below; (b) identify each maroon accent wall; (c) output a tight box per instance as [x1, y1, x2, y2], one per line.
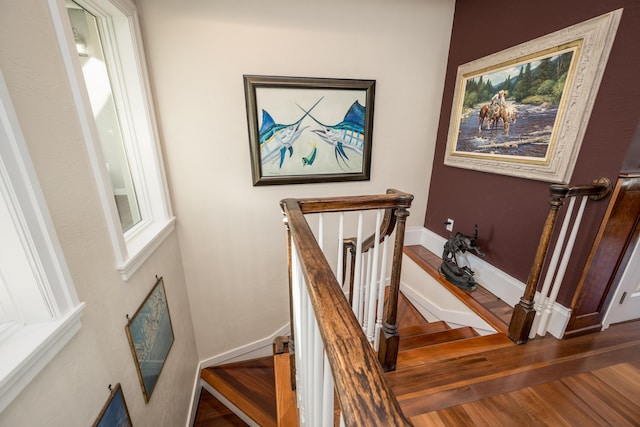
[425, 0, 640, 305]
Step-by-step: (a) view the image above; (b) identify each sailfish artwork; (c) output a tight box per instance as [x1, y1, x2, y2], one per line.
[298, 100, 366, 169]
[259, 97, 323, 168]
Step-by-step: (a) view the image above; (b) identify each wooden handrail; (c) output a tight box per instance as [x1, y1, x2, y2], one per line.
[508, 177, 612, 344]
[280, 190, 413, 426]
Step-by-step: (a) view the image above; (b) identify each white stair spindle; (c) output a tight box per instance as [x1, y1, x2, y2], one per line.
[336, 213, 344, 290]
[375, 235, 390, 351]
[318, 213, 324, 251]
[312, 317, 323, 424]
[351, 212, 364, 322]
[362, 252, 373, 331]
[366, 210, 383, 343]
[530, 196, 576, 338]
[538, 195, 588, 336]
[321, 353, 334, 427]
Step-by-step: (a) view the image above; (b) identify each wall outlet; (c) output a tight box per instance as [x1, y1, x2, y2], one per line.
[445, 218, 454, 232]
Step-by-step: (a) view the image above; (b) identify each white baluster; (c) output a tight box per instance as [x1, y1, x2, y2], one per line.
[318, 213, 324, 251]
[530, 197, 576, 338]
[290, 246, 306, 424]
[362, 252, 373, 331]
[321, 353, 334, 427]
[312, 318, 323, 424]
[352, 212, 364, 322]
[366, 210, 383, 343]
[538, 195, 588, 336]
[336, 213, 344, 291]
[305, 295, 313, 424]
[375, 235, 390, 351]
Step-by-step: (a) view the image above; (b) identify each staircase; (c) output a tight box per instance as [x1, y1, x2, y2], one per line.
[196, 244, 516, 426]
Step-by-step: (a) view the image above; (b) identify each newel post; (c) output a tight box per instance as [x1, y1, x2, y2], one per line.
[378, 207, 410, 372]
[508, 187, 567, 344]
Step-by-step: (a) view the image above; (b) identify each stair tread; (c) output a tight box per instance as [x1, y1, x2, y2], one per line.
[396, 332, 513, 370]
[398, 321, 451, 337]
[201, 356, 277, 427]
[399, 326, 479, 351]
[404, 245, 511, 333]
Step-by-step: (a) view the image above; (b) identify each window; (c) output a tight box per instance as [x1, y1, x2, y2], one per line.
[49, 0, 175, 280]
[0, 70, 84, 413]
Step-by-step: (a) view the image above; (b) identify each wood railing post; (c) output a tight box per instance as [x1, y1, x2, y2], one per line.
[378, 207, 409, 371]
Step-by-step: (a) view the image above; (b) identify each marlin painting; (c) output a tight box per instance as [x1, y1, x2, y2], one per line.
[259, 97, 323, 168]
[297, 100, 366, 169]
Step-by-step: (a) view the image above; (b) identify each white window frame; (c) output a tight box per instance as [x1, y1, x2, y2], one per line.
[0, 69, 85, 413]
[48, 0, 175, 281]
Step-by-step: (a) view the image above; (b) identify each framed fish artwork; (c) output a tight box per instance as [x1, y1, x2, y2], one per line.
[244, 75, 375, 185]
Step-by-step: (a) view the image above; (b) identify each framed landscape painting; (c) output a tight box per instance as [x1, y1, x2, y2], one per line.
[125, 277, 174, 403]
[92, 384, 133, 427]
[244, 75, 375, 185]
[444, 9, 622, 183]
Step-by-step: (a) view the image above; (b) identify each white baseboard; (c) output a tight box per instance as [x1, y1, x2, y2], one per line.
[405, 227, 571, 338]
[185, 365, 202, 427]
[198, 323, 290, 369]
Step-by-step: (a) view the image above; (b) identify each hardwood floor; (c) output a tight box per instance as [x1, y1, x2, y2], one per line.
[411, 359, 640, 426]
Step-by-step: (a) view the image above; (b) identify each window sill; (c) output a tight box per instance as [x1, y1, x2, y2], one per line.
[117, 216, 176, 281]
[0, 303, 85, 413]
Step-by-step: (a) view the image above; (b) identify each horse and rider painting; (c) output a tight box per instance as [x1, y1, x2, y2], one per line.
[453, 48, 576, 160]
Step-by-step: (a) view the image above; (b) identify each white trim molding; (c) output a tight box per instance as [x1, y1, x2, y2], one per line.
[0, 69, 85, 412]
[48, 0, 175, 281]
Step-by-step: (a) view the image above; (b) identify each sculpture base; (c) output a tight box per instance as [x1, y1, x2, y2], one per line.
[439, 262, 477, 291]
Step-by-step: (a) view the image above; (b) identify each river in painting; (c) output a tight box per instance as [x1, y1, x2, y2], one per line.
[455, 102, 559, 159]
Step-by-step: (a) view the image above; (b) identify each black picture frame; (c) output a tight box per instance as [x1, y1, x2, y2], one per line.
[244, 75, 375, 186]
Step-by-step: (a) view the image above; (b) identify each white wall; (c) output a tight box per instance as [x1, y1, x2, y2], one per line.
[136, 0, 455, 360]
[0, 0, 198, 425]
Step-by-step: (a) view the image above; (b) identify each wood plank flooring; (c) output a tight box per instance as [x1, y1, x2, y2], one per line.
[200, 356, 277, 427]
[196, 323, 640, 426]
[410, 359, 640, 426]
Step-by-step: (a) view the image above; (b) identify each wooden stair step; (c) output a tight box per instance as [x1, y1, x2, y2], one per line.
[398, 320, 450, 338]
[201, 356, 277, 427]
[396, 332, 514, 370]
[404, 245, 511, 333]
[397, 289, 430, 328]
[399, 326, 479, 351]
